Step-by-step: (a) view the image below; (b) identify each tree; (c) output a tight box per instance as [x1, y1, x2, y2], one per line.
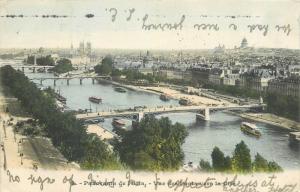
[113, 115, 188, 171]
[199, 159, 212, 172]
[201, 141, 282, 173]
[232, 141, 252, 172]
[52, 58, 74, 74]
[111, 68, 122, 77]
[224, 156, 232, 171]
[81, 135, 122, 170]
[26, 55, 55, 66]
[252, 153, 269, 172]
[132, 151, 156, 170]
[57, 58, 72, 65]
[94, 55, 113, 75]
[211, 147, 226, 171]
[268, 161, 283, 172]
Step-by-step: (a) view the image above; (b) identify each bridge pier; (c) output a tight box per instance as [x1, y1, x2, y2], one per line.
[80, 78, 83, 85]
[67, 79, 70, 86]
[32, 67, 36, 73]
[92, 78, 95, 84]
[54, 80, 57, 86]
[132, 112, 145, 128]
[40, 79, 43, 85]
[196, 108, 210, 121]
[132, 112, 144, 122]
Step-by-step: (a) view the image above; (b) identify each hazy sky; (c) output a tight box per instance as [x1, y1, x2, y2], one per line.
[0, 0, 299, 49]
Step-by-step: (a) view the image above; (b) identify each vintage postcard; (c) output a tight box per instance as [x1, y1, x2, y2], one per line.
[0, 0, 299, 191]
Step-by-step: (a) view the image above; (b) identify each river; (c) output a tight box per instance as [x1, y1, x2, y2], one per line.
[26, 71, 300, 169]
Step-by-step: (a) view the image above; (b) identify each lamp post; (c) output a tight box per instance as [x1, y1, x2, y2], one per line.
[20, 153, 23, 165]
[3, 124, 6, 138]
[1, 144, 6, 170]
[14, 130, 16, 142]
[18, 140, 22, 153]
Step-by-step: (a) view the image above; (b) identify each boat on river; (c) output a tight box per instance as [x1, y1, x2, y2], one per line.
[179, 98, 191, 106]
[54, 92, 67, 104]
[114, 87, 127, 93]
[88, 96, 102, 104]
[289, 132, 300, 146]
[240, 122, 261, 137]
[160, 93, 171, 101]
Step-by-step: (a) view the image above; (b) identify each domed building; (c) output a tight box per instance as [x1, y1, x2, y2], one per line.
[240, 38, 248, 48]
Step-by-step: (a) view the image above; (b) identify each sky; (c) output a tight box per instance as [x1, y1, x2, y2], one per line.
[0, 0, 299, 50]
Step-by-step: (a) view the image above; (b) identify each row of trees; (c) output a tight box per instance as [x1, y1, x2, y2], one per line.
[0, 65, 121, 170]
[202, 83, 261, 99]
[200, 83, 299, 122]
[0, 53, 24, 59]
[200, 141, 282, 173]
[94, 56, 193, 86]
[94, 56, 114, 75]
[265, 93, 300, 122]
[26, 55, 55, 66]
[113, 115, 188, 171]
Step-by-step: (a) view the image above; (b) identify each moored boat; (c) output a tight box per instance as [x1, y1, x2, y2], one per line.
[179, 98, 191, 106]
[112, 118, 126, 129]
[160, 93, 171, 101]
[289, 132, 300, 145]
[54, 92, 67, 104]
[114, 87, 127, 93]
[240, 122, 261, 137]
[89, 96, 102, 104]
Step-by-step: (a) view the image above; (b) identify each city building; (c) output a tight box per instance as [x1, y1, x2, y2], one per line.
[268, 76, 300, 97]
[79, 42, 85, 55]
[157, 69, 192, 81]
[288, 65, 300, 76]
[191, 65, 211, 84]
[240, 69, 276, 92]
[223, 69, 240, 86]
[86, 42, 92, 56]
[208, 68, 224, 85]
[240, 38, 248, 49]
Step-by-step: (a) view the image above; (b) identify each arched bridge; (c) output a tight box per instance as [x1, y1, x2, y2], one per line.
[76, 104, 266, 121]
[30, 75, 111, 86]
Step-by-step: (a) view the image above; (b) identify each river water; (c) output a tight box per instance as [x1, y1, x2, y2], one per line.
[25, 71, 300, 169]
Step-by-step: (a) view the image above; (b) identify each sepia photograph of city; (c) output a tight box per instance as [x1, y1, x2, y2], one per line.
[0, 0, 299, 191]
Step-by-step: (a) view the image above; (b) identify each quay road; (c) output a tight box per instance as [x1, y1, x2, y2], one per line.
[76, 103, 265, 120]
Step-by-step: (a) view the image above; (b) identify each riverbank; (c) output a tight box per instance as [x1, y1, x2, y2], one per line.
[86, 124, 115, 141]
[228, 111, 300, 131]
[139, 86, 228, 106]
[97, 79, 229, 107]
[97, 78, 162, 95]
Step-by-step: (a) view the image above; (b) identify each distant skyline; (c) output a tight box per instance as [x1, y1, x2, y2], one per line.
[0, 0, 299, 50]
